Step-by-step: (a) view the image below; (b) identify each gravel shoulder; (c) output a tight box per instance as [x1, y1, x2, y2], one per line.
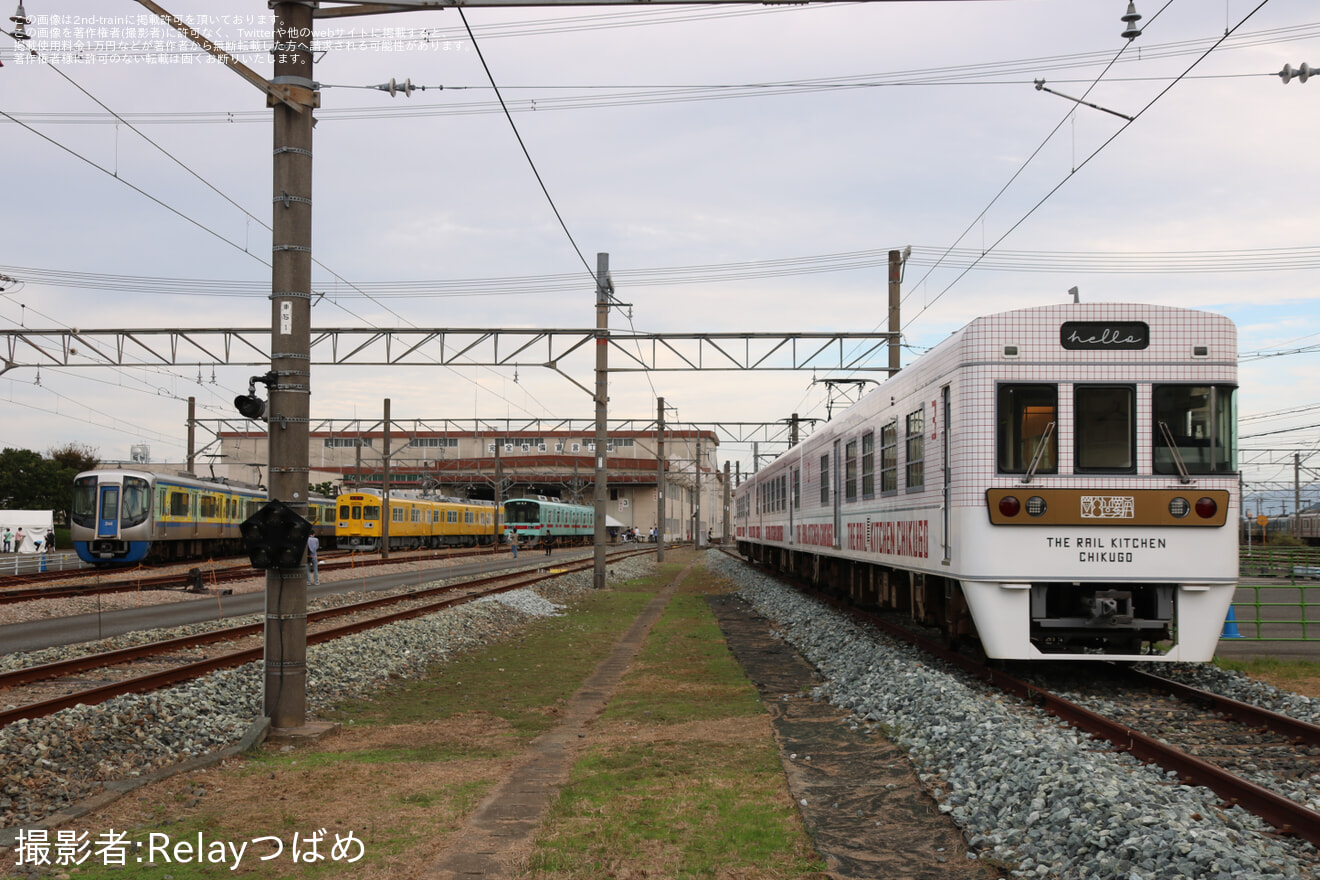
[709, 591, 1002, 880]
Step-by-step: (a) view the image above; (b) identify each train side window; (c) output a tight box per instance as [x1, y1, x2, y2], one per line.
[845, 440, 858, 502]
[170, 491, 190, 517]
[793, 468, 800, 509]
[905, 408, 925, 491]
[1152, 384, 1237, 475]
[819, 454, 829, 505]
[997, 385, 1058, 474]
[861, 431, 875, 499]
[881, 421, 898, 494]
[364, 504, 381, 520]
[1075, 385, 1135, 472]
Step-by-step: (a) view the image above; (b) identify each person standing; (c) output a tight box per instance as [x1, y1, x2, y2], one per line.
[306, 533, 320, 585]
[44, 529, 54, 553]
[2, 528, 11, 553]
[14, 529, 24, 552]
[510, 537, 518, 558]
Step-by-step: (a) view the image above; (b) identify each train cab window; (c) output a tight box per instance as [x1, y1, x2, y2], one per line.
[122, 476, 150, 527]
[339, 504, 351, 520]
[1075, 385, 1135, 472]
[1153, 385, 1237, 475]
[997, 385, 1058, 474]
[72, 477, 97, 527]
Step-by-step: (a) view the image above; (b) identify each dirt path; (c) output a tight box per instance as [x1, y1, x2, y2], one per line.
[422, 562, 692, 879]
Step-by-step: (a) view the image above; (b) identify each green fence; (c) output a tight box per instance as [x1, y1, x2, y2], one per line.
[1228, 545, 1320, 642]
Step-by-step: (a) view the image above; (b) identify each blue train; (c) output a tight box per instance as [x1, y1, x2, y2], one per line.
[71, 468, 335, 565]
[503, 497, 594, 547]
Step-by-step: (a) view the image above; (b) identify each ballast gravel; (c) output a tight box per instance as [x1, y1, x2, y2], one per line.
[705, 552, 1320, 880]
[0, 557, 651, 837]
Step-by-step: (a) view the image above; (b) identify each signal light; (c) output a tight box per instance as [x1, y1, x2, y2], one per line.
[998, 496, 1021, 517]
[1195, 497, 1218, 519]
[233, 371, 277, 421]
[240, 500, 313, 569]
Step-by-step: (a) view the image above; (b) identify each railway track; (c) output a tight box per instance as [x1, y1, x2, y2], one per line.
[0, 548, 648, 729]
[851, 602, 1320, 847]
[0, 545, 509, 604]
[725, 549, 1320, 849]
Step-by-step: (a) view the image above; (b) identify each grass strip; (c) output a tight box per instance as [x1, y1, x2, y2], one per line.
[527, 558, 827, 879]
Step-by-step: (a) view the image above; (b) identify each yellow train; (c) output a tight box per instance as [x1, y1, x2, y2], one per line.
[335, 490, 502, 551]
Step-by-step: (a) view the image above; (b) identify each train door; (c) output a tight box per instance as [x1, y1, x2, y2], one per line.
[789, 466, 797, 544]
[97, 484, 120, 538]
[941, 384, 951, 564]
[832, 439, 842, 549]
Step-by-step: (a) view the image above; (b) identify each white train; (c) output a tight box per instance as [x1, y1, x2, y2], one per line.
[734, 303, 1239, 662]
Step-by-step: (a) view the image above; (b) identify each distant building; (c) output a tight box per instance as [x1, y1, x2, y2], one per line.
[218, 426, 726, 542]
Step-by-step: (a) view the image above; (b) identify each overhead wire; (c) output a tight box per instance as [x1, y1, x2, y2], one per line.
[454, 7, 660, 405]
[0, 34, 560, 443]
[902, 0, 1275, 330]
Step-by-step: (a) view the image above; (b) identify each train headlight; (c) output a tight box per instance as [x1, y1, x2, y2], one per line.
[1195, 497, 1218, 519]
[998, 495, 1021, 517]
[1168, 497, 1190, 518]
[1026, 496, 1047, 517]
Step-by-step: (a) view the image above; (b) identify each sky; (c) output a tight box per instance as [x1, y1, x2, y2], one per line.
[1, 0, 1318, 513]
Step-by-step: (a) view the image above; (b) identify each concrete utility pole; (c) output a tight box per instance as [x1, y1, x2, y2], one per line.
[381, 399, 392, 558]
[265, 1, 316, 732]
[723, 460, 731, 543]
[187, 397, 196, 474]
[695, 436, 703, 547]
[656, 396, 665, 563]
[593, 253, 611, 590]
[888, 249, 902, 377]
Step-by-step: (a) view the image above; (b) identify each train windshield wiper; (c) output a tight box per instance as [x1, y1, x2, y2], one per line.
[1158, 421, 1193, 484]
[1021, 421, 1056, 484]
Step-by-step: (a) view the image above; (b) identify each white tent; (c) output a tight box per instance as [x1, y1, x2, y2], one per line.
[1, 511, 54, 553]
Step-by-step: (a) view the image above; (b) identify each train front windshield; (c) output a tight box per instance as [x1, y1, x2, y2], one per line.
[505, 502, 539, 524]
[72, 475, 151, 528]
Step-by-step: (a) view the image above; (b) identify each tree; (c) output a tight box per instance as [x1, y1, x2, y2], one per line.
[0, 448, 65, 513]
[311, 480, 339, 499]
[48, 442, 100, 474]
